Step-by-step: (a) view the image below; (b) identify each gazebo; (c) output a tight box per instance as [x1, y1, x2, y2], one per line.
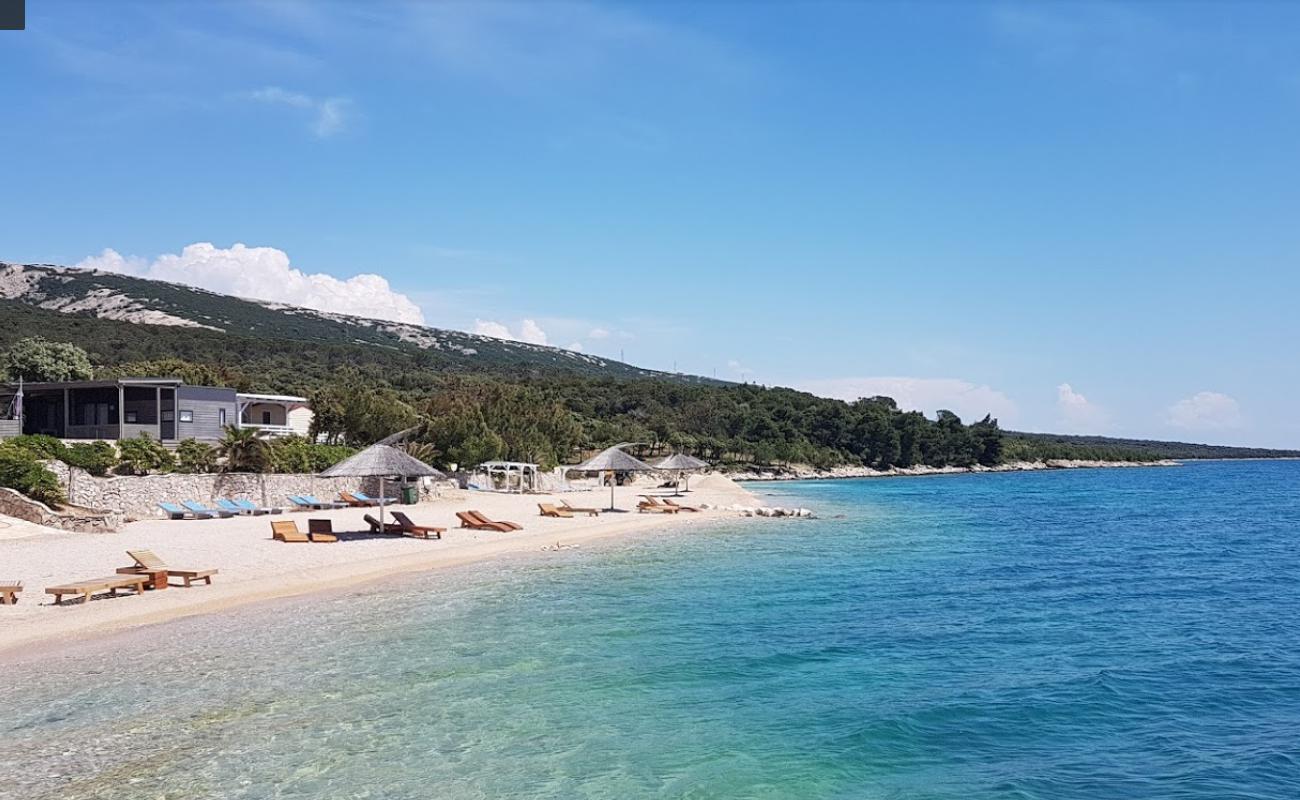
[654, 453, 709, 495]
[573, 446, 658, 512]
[319, 444, 446, 529]
[474, 461, 541, 493]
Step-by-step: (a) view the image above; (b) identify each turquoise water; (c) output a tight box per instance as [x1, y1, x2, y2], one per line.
[3, 461, 1300, 799]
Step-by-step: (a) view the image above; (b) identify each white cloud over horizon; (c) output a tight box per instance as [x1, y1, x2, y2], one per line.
[1167, 391, 1244, 431]
[473, 318, 549, 346]
[75, 242, 425, 325]
[246, 86, 351, 137]
[1056, 383, 1111, 433]
[797, 377, 1018, 425]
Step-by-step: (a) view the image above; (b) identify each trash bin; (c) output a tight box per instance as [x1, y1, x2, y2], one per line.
[401, 485, 418, 505]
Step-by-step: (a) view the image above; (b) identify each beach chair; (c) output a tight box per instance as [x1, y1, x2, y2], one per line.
[159, 501, 210, 520]
[307, 519, 341, 543]
[1, 581, 21, 605]
[389, 511, 444, 539]
[45, 574, 147, 605]
[365, 513, 403, 535]
[470, 510, 522, 530]
[663, 498, 700, 512]
[301, 494, 347, 509]
[637, 496, 679, 514]
[183, 500, 236, 519]
[216, 498, 255, 516]
[559, 500, 600, 516]
[354, 491, 397, 505]
[120, 550, 217, 588]
[272, 520, 309, 542]
[339, 491, 376, 507]
[234, 498, 283, 515]
[538, 503, 574, 518]
[456, 511, 515, 532]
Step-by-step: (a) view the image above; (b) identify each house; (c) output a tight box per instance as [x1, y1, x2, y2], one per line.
[236, 393, 313, 437]
[0, 378, 311, 444]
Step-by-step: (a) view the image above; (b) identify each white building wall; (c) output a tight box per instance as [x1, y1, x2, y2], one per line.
[288, 406, 314, 436]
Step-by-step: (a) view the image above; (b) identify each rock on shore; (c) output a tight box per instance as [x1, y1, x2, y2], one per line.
[727, 459, 1179, 482]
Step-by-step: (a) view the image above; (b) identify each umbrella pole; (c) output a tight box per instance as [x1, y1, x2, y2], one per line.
[609, 470, 616, 512]
[379, 476, 385, 530]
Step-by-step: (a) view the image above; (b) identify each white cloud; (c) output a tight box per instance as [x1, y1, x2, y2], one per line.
[1167, 391, 1244, 430]
[76, 242, 424, 325]
[1056, 383, 1111, 433]
[798, 377, 1018, 425]
[247, 86, 351, 137]
[566, 341, 584, 352]
[473, 318, 550, 346]
[588, 327, 610, 340]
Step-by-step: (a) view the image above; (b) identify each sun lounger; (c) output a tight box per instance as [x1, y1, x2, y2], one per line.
[559, 500, 600, 516]
[235, 498, 282, 515]
[1, 581, 21, 605]
[272, 519, 336, 543]
[45, 574, 147, 605]
[663, 498, 700, 512]
[339, 491, 376, 507]
[120, 549, 217, 588]
[354, 491, 397, 506]
[216, 498, 255, 516]
[539, 503, 574, 518]
[456, 511, 515, 532]
[389, 511, 444, 539]
[183, 500, 236, 519]
[469, 510, 521, 530]
[637, 496, 680, 514]
[307, 519, 341, 542]
[301, 494, 347, 509]
[159, 501, 212, 520]
[365, 513, 403, 534]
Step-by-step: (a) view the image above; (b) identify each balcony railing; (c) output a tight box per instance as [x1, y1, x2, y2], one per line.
[238, 422, 297, 437]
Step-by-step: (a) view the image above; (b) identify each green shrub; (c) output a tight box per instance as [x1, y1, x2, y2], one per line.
[175, 438, 216, 473]
[0, 443, 65, 506]
[4, 434, 68, 461]
[63, 441, 118, 477]
[116, 433, 174, 475]
[269, 435, 355, 473]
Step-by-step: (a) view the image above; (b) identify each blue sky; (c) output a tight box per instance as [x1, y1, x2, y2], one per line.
[3, 1, 1300, 446]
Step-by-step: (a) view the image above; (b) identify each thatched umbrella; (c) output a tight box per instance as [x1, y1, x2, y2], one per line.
[319, 444, 446, 529]
[655, 453, 709, 495]
[574, 446, 658, 512]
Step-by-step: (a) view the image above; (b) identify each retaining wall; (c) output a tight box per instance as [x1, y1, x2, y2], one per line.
[0, 487, 124, 533]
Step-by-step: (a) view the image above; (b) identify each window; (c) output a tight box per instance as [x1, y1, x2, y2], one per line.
[219, 409, 227, 427]
[125, 411, 138, 424]
[179, 410, 194, 423]
[262, 410, 273, 425]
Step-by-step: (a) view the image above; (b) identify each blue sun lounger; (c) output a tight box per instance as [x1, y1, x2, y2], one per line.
[182, 500, 236, 519]
[301, 494, 347, 509]
[159, 502, 208, 520]
[234, 498, 282, 515]
[353, 491, 398, 506]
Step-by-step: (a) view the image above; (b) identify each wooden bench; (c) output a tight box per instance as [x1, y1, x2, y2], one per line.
[1, 581, 21, 605]
[45, 574, 148, 605]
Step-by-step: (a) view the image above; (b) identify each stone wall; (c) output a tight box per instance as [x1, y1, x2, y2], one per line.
[48, 463, 458, 521]
[0, 487, 124, 533]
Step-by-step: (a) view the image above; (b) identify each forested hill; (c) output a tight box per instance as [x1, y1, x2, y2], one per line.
[0, 262, 710, 384]
[1005, 432, 1300, 461]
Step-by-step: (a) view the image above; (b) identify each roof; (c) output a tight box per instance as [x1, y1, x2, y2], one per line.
[1, 377, 184, 392]
[478, 460, 539, 469]
[318, 443, 447, 479]
[237, 393, 309, 404]
[655, 453, 709, 470]
[573, 446, 658, 472]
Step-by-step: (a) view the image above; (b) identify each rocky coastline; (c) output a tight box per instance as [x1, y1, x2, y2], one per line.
[727, 459, 1180, 482]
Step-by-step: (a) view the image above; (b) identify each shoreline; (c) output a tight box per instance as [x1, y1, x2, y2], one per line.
[0, 476, 759, 661]
[727, 458, 1180, 482]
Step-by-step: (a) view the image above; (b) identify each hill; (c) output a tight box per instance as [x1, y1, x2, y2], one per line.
[1005, 431, 1300, 462]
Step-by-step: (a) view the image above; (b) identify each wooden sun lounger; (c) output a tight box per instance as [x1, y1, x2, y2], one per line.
[365, 513, 403, 534]
[390, 511, 444, 539]
[663, 498, 700, 512]
[559, 500, 600, 516]
[339, 491, 376, 508]
[1, 581, 21, 605]
[46, 574, 147, 605]
[307, 519, 341, 543]
[272, 520, 336, 543]
[120, 550, 217, 588]
[456, 511, 514, 532]
[637, 496, 680, 514]
[469, 510, 521, 531]
[538, 503, 574, 518]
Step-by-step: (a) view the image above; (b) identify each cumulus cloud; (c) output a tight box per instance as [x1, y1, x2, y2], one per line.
[588, 327, 610, 340]
[1167, 391, 1244, 430]
[247, 86, 351, 137]
[798, 377, 1018, 425]
[473, 318, 550, 346]
[1056, 383, 1111, 433]
[76, 242, 424, 325]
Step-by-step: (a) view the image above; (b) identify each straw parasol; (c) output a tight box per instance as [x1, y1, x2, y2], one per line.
[654, 453, 709, 495]
[574, 446, 658, 511]
[319, 444, 446, 529]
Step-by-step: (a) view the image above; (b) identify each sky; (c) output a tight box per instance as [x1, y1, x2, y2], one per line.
[3, 1, 1300, 447]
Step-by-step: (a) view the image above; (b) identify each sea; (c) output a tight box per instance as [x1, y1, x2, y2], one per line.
[2, 460, 1298, 799]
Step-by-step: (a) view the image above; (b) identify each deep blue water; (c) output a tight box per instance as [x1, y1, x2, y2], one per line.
[3, 461, 1299, 799]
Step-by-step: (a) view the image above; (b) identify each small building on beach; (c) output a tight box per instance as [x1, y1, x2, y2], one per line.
[0, 378, 311, 444]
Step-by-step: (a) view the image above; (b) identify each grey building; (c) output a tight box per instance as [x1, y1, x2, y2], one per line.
[0, 378, 238, 444]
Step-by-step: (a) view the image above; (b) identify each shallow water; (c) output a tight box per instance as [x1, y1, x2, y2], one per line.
[3, 461, 1299, 799]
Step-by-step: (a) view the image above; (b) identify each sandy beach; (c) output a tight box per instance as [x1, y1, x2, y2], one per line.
[0, 475, 757, 659]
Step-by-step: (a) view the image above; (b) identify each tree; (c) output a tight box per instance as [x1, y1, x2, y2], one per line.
[176, 438, 217, 473]
[0, 443, 64, 506]
[218, 426, 272, 473]
[64, 441, 118, 476]
[2, 337, 93, 382]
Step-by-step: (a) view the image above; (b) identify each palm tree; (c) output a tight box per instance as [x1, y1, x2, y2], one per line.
[218, 426, 272, 473]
